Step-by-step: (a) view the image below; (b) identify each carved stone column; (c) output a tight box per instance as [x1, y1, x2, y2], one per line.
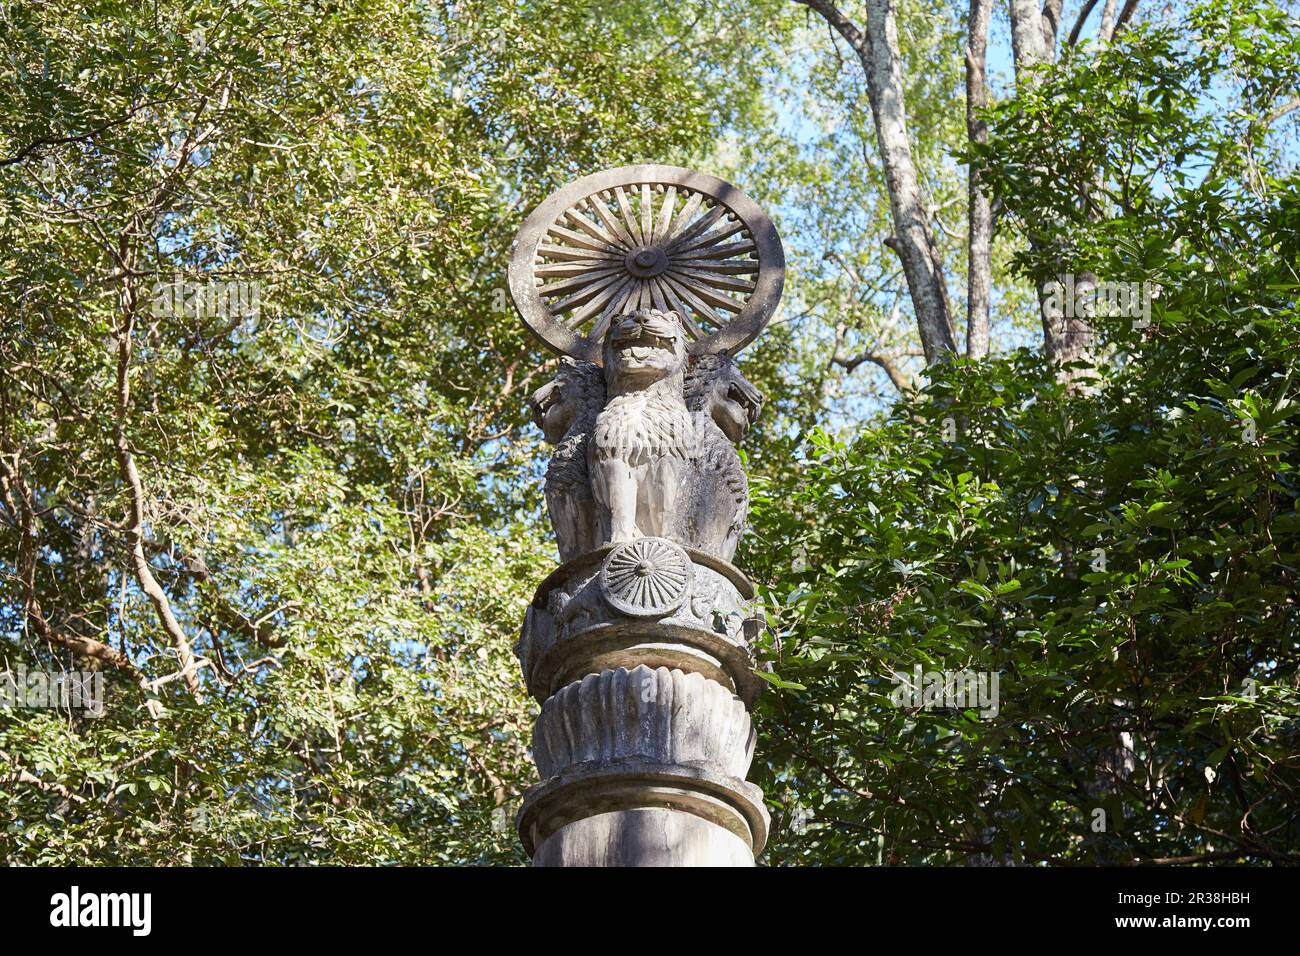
[507, 166, 784, 866]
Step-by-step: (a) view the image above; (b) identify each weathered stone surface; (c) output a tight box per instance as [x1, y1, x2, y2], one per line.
[530, 359, 605, 561]
[600, 538, 692, 618]
[508, 166, 785, 866]
[531, 312, 762, 563]
[532, 665, 755, 780]
[680, 352, 762, 559]
[506, 164, 786, 365]
[532, 808, 754, 867]
[516, 752, 769, 862]
[515, 538, 761, 705]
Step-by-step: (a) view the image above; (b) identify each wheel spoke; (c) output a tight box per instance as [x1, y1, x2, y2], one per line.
[537, 242, 622, 262]
[670, 258, 760, 274]
[536, 258, 623, 278]
[565, 274, 632, 328]
[546, 269, 625, 314]
[662, 274, 723, 328]
[670, 272, 744, 313]
[664, 191, 706, 243]
[671, 239, 757, 261]
[585, 196, 636, 250]
[546, 222, 621, 256]
[674, 217, 748, 255]
[590, 278, 636, 341]
[562, 207, 622, 249]
[668, 203, 729, 251]
[653, 185, 677, 242]
[538, 263, 623, 298]
[635, 280, 655, 310]
[656, 279, 705, 340]
[614, 186, 644, 247]
[648, 276, 669, 313]
[670, 265, 756, 294]
[640, 183, 653, 245]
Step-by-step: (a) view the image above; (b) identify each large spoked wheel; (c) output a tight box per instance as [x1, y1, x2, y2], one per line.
[508, 165, 784, 363]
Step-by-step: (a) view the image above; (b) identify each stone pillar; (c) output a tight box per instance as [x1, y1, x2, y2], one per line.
[515, 541, 768, 865]
[505, 165, 784, 866]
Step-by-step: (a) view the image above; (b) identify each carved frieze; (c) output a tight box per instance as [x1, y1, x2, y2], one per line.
[515, 538, 760, 705]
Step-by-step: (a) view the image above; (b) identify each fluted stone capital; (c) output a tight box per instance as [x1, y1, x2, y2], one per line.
[533, 665, 756, 779]
[517, 665, 769, 864]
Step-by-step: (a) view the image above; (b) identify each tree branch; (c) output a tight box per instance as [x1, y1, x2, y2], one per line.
[0, 750, 87, 805]
[1066, 0, 1102, 47]
[832, 349, 915, 395]
[113, 243, 204, 703]
[0, 451, 157, 706]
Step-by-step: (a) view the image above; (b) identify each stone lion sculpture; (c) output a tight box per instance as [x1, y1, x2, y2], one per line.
[683, 353, 763, 443]
[530, 357, 606, 561]
[591, 308, 696, 544]
[529, 308, 763, 562]
[681, 353, 763, 560]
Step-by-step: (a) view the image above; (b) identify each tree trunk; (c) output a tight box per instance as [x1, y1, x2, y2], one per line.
[797, 0, 957, 363]
[1007, 0, 1098, 376]
[1099, 0, 1120, 42]
[965, 0, 993, 359]
[1009, 0, 1051, 79]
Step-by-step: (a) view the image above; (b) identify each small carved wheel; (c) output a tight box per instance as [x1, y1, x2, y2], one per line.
[509, 165, 785, 363]
[600, 538, 692, 618]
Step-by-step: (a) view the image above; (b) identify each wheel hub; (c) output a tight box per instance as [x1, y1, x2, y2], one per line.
[625, 246, 668, 278]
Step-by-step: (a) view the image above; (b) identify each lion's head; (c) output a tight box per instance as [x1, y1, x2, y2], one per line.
[529, 357, 605, 444]
[602, 308, 687, 393]
[684, 353, 763, 444]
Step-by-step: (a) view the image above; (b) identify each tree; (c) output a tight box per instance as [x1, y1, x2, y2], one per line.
[0, 0, 774, 864]
[794, 0, 958, 363]
[3, 0, 1296, 868]
[744, 0, 1300, 864]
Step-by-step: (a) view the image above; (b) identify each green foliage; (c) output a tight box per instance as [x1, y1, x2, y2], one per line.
[748, 280, 1300, 863]
[746, 0, 1300, 865]
[2, 0, 1296, 868]
[974, 0, 1300, 287]
[0, 0, 773, 864]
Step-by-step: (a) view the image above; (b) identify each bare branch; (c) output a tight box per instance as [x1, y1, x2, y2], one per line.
[0, 451, 157, 704]
[113, 245, 204, 703]
[1066, 0, 1102, 47]
[0, 89, 178, 168]
[1267, 94, 1300, 126]
[832, 348, 915, 395]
